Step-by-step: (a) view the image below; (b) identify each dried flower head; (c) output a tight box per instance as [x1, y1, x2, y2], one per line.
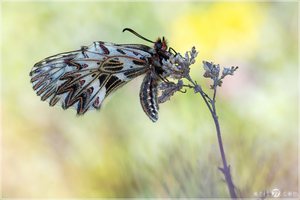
[158, 80, 183, 104]
[203, 61, 220, 79]
[158, 46, 237, 102]
[202, 61, 238, 88]
[157, 47, 198, 104]
[221, 66, 239, 78]
[162, 47, 198, 80]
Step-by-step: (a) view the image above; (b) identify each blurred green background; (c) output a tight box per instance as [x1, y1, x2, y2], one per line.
[2, 1, 298, 198]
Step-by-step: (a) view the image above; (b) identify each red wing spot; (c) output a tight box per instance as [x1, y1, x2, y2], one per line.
[99, 42, 110, 54]
[82, 64, 88, 68]
[79, 80, 85, 85]
[95, 97, 99, 104]
[87, 87, 94, 94]
[64, 59, 72, 64]
[93, 96, 100, 108]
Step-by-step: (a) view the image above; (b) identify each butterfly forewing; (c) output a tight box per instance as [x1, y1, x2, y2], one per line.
[30, 41, 152, 114]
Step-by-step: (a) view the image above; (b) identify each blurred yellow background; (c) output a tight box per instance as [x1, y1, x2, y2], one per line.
[2, 1, 298, 198]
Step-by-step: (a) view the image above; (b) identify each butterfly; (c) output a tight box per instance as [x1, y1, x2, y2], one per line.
[29, 28, 178, 122]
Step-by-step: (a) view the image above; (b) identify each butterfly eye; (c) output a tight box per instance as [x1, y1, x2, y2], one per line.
[155, 41, 162, 50]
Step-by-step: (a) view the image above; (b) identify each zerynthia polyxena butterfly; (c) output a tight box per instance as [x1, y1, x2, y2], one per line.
[29, 28, 178, 122]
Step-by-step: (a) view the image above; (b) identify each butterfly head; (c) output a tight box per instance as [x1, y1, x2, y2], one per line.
[154, 37, 168, 52]
[123, 28, 169, 52]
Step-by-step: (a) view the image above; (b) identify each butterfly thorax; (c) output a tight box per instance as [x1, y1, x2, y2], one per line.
[148, 37, 171, 79]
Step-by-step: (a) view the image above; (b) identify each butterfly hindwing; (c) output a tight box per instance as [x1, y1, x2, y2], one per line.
[30, 41, 152, 114]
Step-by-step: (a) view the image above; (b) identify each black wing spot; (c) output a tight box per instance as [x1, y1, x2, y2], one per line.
[105, 76, 122, 95]
[109, 59, 119, 63]
[116, 49, 126, 55]
[132, 60, 145, 65]
[99, 74, 108, 87]
[105, 66, 123, 72]
[124, 67, 147, 79]
[106, 76, 119, 89]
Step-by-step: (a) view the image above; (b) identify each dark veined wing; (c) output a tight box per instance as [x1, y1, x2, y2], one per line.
[29, 41, 152, 114]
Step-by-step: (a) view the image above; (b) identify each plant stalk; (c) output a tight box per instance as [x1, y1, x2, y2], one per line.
[185, 75, 237, 199]
[211, 102, 237, 199]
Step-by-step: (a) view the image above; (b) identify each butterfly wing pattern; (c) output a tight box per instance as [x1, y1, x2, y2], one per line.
[30, 28, 174, 122]
[30, 41, 153, 115]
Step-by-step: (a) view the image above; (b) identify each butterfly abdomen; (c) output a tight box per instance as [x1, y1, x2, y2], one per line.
[139, 72, 159, 122]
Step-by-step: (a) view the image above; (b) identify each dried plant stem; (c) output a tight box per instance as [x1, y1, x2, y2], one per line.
[211, 102, 237, 199]
[159, 46, 238, 197]
[185, 75, 237, 199]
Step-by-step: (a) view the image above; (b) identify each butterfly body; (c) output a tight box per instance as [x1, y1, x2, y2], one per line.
[30, 31, 171, 122]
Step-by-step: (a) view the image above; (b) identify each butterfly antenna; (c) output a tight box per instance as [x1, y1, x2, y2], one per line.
[123, 28, 155, 43]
